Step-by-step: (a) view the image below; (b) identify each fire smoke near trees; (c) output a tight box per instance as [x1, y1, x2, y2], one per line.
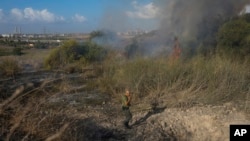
[120, 0, 250, 57]
[155, 0, 249, 40]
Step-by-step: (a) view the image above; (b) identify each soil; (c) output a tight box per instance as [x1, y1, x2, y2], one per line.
[0, 70, 250, 141]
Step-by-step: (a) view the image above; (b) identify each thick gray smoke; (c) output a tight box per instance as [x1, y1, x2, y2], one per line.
[95, 0, 250, 57]
[155, 0, 249, 41]
[128, 0, 250, 57]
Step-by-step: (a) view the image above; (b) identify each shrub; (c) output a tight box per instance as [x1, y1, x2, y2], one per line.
[0, 56, 21, 77]
[217, 14, 250, 59]
[63, 58, 88, 73]
[84, 41, 107, 62]
[12, 47, 23, 56]
[34, 41, 48, 49]
[44, 40, 106, 70]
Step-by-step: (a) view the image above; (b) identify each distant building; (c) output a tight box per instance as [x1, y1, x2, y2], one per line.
[29, 43, 34, 47]
[28, 35, 34, 38]
[1, 34, 11, 38]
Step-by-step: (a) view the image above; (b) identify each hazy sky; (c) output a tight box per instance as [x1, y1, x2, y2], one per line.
[0, 0, 160, 34]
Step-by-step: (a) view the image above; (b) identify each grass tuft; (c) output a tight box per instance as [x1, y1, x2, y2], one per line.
[0, 56, 21, 77]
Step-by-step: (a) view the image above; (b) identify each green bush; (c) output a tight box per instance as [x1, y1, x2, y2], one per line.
[44, 40, 106, 70]
[12, 47, 23, 56]
[34, 41, 48, 49]
[85, 41, 107, 62]
[217, 14, 250, 59]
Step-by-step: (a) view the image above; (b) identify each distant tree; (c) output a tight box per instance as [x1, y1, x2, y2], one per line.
[241, 13, 250, 23]
[12, 47, 22, 56]
[90, 30, 104, 41]
[34, 40, 48, 49]
[217, 14, 250, 58]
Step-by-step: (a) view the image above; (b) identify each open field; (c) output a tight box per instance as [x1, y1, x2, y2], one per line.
[1, 1, 250, 140]
[0, 45, 249, 140]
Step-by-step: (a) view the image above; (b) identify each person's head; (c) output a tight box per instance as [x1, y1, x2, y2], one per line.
[125, 88, 130, 96]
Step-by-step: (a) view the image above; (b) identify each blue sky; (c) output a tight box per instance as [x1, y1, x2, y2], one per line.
[0, 0, 160, 34]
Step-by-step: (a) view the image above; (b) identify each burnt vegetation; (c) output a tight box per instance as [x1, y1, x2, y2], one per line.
[0, 6, 250, 141]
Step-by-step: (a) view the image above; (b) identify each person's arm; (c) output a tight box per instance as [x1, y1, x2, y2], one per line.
[126, 95, 131, 106]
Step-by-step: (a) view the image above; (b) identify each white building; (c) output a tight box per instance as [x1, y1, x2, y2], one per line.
[1, 34, 11, 37]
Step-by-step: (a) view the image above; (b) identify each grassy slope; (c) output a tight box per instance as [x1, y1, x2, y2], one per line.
[0, 47, 249, 140]
[97, 55, 250, 111]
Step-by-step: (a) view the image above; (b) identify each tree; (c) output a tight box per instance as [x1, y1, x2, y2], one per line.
[217, 14, 250, 58]
[89, 30, 104, 41]
[12, 47, 22, 56]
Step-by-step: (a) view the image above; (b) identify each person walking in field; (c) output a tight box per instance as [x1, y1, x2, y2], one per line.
[122, 88, 132, 129]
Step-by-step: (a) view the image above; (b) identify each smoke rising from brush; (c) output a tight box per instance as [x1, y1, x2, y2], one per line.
[155, 0, 249, 41]
[126, 0, 250, 57]
[93, 0, 250, 57]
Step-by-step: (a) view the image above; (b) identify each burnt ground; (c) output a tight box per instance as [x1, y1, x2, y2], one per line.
[0, 70, 250, 141]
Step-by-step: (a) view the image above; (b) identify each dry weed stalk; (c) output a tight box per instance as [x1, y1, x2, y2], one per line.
[244, 89, 250, 112]
[5, 103, 32, 141]
[45, 123, 69, 141]
[1, 79, 53, 139]
[0, 85, 24, 114]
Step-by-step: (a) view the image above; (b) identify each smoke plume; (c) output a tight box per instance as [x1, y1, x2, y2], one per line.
[155, 0, 249, 41]
[94, 0, 250, 57]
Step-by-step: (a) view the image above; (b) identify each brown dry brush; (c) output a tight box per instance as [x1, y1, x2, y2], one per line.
[1, 83, 43, 140]
[96, 55, 250, 111]
[0, 78, 75, 141]
[0, 56, 22, 82]
[0, 70, 109, 141]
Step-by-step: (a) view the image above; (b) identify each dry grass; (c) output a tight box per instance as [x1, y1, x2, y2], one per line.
[96, 55, 250, 110]
[0, 71, 102, 140]
[0, 48, 52, 73]
[0, 45, 249, 140]
[0, 77, 69, 140]
[45, 123, 69, 141]
[18, 48, 52, 71]
[0, 56, 21, 77]
[0, 46, 12, 56]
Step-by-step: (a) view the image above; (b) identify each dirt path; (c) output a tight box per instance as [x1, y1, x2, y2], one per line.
[59, 100, 250, 141]
[117, 104, 249, 141]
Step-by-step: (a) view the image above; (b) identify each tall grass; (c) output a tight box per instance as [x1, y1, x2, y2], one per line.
[97, 55, 250, 107]
[0, 56, 21, 77]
